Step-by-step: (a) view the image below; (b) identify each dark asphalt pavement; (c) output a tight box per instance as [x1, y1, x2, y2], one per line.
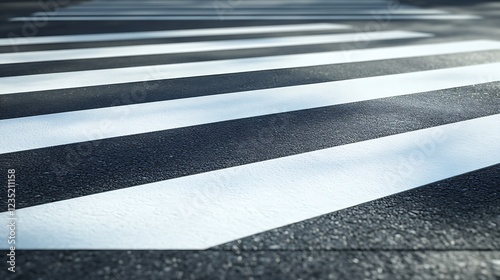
[0, 0, 499, 279]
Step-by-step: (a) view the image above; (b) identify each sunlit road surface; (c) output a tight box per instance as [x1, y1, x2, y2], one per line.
[0, 0, 499, 279]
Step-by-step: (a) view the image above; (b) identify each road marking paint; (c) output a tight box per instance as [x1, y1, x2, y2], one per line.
[67, 4, 412, 9]
[5, 39, 500, 97]
[0, 23, 350, 47]
[85, 0, 393, 3]
[1, 61, 500, 154]
[37, 9, 448, 16]
[10, 14, 481, 21]
[1, 114, 498, 249]
[0, 31, 429, 64]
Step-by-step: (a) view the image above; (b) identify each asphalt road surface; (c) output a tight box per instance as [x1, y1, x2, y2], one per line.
[0, 0, 499, 279]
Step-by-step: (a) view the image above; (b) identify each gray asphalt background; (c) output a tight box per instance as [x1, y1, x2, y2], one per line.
[0, 0, 499, 279]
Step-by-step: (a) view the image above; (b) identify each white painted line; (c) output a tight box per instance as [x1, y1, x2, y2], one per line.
[37, 9, 448, 16]
[67, 4, 412, 9]
[4, 39, 500, 97]
[1, 114, 498, 249]
[1, 61, 500, 154]
[0, 30, 428, 64]
[0, 23, 350, 47]
[10, 14, 481, 21]
[72, 3, 391, 8]
[84, 1, 391, 5]
[89, 0, 391, 2]
[95, 0, 387, 1]
[85, 0, 392, 3]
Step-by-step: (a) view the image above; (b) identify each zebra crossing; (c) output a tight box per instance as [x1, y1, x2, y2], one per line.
[1, 12, 500, 251]
[0, 23, 349, 46]
[0, 30, 431, 64]
[10, 0, 481, 21]
[6, 115, 500, 250]
[2, 60, 500, 154]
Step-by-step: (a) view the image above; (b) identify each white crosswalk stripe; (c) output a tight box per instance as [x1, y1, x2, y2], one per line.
[37, 9, 449, 16]
[0, 23, 349, 46]
[2, 61, 500, 154]
[15, 15, 479, 20]
[0, 30, 431, 64]
[9, 38, 500, 96]
[9, 0, 480, 21]
[4, 114, 499, 250]
[0, 15, 499, 250]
